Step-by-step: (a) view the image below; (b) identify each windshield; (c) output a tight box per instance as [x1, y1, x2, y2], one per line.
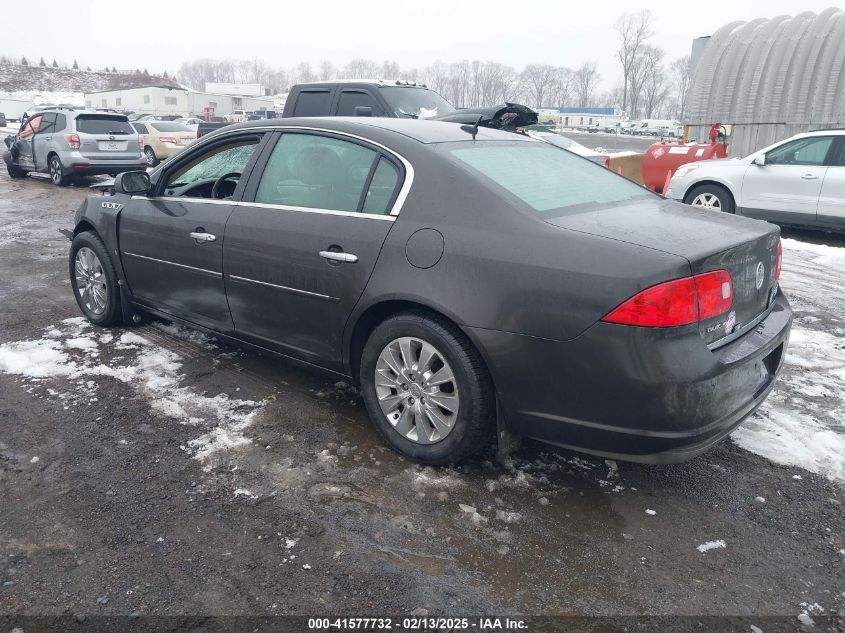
[149, 121, 192, 132]
[448, 142, 651, 217]
[379, 86, 454, 119]
[75, 115, 134, 135]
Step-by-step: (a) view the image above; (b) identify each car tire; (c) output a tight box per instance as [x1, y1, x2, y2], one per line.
[69, 231, 122, 327]
[6, 163, 28, 178]
[144, 146, 158, 167]
[359, 311, 495, 465]
[48, 155, 69, 186]
[684, 183, 735, 214]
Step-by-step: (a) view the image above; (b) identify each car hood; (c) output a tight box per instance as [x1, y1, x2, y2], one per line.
[431, 103, 538, 131]
[544, 196, 775, 264]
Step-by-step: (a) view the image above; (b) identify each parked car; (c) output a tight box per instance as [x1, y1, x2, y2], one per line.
[180, 117, 204, 134]
[227, 110, 249, 123]
[68, 117, 791, 465]
[247, 110, 277, 121]
[2, 108, 145, 185]
[282, 80, 538, 131]
[666, 129, 845, 232]
[0, 112, 6, 128]
[130, 120, 195, 166]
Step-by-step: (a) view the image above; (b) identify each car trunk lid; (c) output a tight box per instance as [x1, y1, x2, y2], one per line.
[76, 114, 139, 161]
[545, 197, 781, 346]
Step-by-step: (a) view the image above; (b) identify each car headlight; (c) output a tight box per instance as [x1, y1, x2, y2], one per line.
[673, 163, 700, 179]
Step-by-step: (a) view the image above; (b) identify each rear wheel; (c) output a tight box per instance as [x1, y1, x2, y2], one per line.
[49, 155, 69, 186]
[69, 232, 122, 326]
[359, 312, 495, 465]
[144, 146, 158, 167]
[684, 183, 735, 214]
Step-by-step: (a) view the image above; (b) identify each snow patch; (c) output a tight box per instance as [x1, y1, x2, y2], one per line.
[696, 539, 726, 553]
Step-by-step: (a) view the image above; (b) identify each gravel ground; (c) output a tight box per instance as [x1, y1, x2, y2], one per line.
[0, 169, 843, 629]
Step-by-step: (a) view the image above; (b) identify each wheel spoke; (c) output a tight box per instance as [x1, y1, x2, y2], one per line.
[426, 366, 454, 387]
[417, 342, 436, 373]
[380, 347, 404, 377]
[375, 368, 399, 390]
[393, 407, 414, 436]
[413, 405, 432, 443]
[424, 404, 452, 437]
[377, 391, 405, 414]
[427, 392, 458, 413]
[398, 338, 415, 371]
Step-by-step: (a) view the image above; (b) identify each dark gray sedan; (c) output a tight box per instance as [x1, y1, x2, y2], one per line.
[69, 118, 792, 465]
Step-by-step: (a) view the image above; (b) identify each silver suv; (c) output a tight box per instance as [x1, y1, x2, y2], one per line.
[666, 129, 845, 232]
[2, 107, 146, 185]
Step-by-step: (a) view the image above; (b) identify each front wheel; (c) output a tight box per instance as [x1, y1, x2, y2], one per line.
[684, 183, 735, 214]
[359, 312, 495, 465]
[49, 155, 69, 186]
[69, 232, 122, 326]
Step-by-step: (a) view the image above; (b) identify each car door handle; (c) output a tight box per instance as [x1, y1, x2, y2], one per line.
[319, 251, 358, 263]
[190, 231, 216, 242]
[801, 174, 819, 180]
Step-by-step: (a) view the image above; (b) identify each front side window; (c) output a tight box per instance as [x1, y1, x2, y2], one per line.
[766, 136, 833, 166]
[336, 91, 383, 116]
[448, 142, 651, 216]
[255, 133, 378, 212]
[19, 115, 42, 139]
[164, 138, 261, 197]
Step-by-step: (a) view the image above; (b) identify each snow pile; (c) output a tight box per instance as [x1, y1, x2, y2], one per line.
[696, 539, 726, 553]
[732, 239, 845, 483]
[0, 318, 265, 467]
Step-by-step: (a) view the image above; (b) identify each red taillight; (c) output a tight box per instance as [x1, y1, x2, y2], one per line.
[694, 269, 733, 321]
[775, 239, 782, 281]
[602, 270, 733, 328]
[64, 133, 80, 149]
[138, 135, 144, 149]
[159, 136, 177, 144]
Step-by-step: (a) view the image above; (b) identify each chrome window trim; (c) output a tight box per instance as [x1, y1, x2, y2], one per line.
[130, 195, 397, 221]
[123, 251, 221, 277]
[228, 274, 338, 302]
[147, 124, 414, 217]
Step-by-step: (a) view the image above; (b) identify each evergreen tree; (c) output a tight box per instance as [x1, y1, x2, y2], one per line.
[73, 60, 79, 70]
[52, 59, 58, 68]
[39, 57, 46, 66]
[143, 68, 149, 75]
[21, 57, 28, 66]
[163, 70, 169, 78]
[112, 66, 117, 72]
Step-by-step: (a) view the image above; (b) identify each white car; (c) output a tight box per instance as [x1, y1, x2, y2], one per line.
[179, 117, 203, 132]
[666, 129, 845, 232]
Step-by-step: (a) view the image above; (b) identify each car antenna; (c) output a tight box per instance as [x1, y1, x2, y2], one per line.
[460, 115, 483, 141]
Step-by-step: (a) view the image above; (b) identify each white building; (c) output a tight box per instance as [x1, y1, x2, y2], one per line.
[205, 82, 267, 97]
[187, 90, 276, 117]
[84, 86, 188, 116]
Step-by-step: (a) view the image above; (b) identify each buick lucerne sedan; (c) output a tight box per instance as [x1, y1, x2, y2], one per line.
[69, 118, 792, 465]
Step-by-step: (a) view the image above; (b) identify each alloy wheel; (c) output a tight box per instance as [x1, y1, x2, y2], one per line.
[74, 247, 108, 315]
[374, 337, 459, 445]
[145, 148, 156, 166]
[691, 192, 722, 211]
[50, 158, 62, 185]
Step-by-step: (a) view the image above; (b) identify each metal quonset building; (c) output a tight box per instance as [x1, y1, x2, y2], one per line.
[686, 8, 845, 157]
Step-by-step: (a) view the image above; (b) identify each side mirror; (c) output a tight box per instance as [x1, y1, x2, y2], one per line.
[752, 154, 766, 166]
[353, 106, 373, 117]
[115, 170, 150, 195]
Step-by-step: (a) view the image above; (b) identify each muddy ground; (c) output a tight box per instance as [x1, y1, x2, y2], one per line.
[0, 169, 843, 630]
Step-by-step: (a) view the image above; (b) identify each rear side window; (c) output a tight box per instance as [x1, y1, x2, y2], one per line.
[362, 158, 400, 214]
[54, 114, 67, 133]
[292, 90, 332, 117]
[76, 115, 134, 135]
[39, 112, 58, 134]
[449, 144, 650, 216]
[133, 123, 148, 134]
[336, 90, 383, 116]
[255, 133, 377, 212]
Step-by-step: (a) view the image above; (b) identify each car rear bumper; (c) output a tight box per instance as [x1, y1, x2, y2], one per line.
[466, 289, 792, 463]
[61, 152, 147, 176]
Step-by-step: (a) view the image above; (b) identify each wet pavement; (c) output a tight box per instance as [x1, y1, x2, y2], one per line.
[0, 169, 843, 625]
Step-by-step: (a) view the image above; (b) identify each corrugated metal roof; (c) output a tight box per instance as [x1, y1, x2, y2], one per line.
[687, 8, 845, 127]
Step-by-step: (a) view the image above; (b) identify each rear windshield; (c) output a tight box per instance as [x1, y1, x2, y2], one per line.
[149, 121, 191, 132]
[75, 115, 134, 135]
[448, 143, 651, 216]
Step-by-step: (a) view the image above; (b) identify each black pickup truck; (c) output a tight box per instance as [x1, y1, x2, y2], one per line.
[281, 80, 537, 131]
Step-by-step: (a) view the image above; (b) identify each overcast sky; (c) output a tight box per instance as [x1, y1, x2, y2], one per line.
[4, 0, 841, 90]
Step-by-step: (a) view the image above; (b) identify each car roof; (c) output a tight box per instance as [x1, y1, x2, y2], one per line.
[230, 117, 533, 144]
[293, 80, 428, 88]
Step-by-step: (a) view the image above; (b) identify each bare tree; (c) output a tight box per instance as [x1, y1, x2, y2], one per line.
[573, 62, 601, 108]
[520, 64, 557, 109]
[317, 60, 335, 81]
[381, 60, 401, 80]
[342, 58, 380, 79]
[670, 55, 691, 121]
[615, 10, 653, 115]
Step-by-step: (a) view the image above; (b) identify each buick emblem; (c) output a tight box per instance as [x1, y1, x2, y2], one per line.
[755, 261, 765, 290]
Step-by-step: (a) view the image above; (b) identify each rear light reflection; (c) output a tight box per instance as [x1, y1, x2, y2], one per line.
[602, 270, 733, 328]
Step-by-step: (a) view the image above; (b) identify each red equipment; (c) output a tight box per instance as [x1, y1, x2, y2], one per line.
[642, 123, 727, 195]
